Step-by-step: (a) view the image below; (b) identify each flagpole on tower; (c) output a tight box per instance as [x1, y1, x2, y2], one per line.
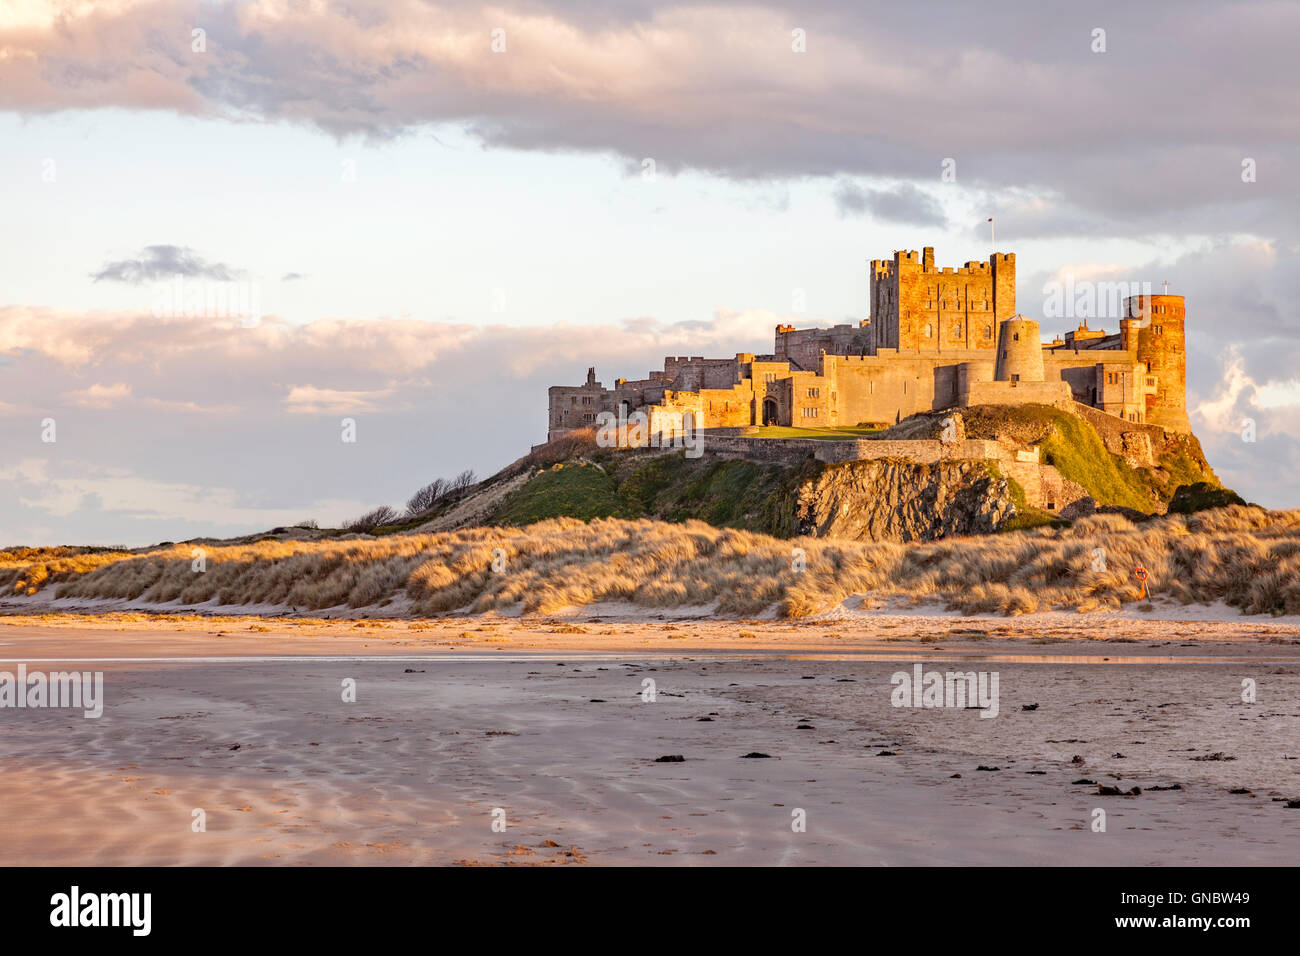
[988, 217, 995, 254]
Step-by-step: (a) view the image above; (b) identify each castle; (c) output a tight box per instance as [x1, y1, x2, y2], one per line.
[547, 247, 1188, 442]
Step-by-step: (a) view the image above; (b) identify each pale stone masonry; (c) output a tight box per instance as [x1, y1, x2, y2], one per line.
[547, 247, 1189, 441]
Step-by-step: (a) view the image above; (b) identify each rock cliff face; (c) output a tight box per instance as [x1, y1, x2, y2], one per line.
[794, 459, 1016, 542]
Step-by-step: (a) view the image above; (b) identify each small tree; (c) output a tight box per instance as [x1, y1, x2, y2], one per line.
[405, 478, 448, 516]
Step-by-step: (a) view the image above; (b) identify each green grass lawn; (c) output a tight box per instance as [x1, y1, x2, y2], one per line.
[750, 424, 885, 440]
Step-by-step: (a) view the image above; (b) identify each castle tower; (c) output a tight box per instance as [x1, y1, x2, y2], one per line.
[868, 247, 1010, 353]
[991, 252, 1015, 323]
[994, 316, 1044, 382]
[1122, 293, 1189, 432]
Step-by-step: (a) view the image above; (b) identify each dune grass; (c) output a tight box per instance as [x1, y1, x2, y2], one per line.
[3, 506, 1297, 620]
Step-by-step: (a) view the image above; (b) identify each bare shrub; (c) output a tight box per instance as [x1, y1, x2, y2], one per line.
[344, 506, 398, 532]
[405, 479, 448, 516]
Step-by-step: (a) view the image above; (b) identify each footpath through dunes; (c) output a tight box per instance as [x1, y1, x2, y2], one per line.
[3, 506, 1300, 620]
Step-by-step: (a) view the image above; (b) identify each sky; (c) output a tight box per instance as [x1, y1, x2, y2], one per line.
[2, 0, 1298, 546]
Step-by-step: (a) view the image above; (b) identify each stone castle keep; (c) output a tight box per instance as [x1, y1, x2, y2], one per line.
[547, 247, 1189, 441]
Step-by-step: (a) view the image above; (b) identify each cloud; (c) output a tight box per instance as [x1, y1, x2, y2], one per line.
[284, 385, 397, 414]
[3, 1, 1299, 241]
[63, 382, 132, 408]
[833, 181, 947, 227]
[0, 303, 793, 545]
[91, 245, 244, 284]
[280, 272, 307, 282]
[2, 457, 359, 530]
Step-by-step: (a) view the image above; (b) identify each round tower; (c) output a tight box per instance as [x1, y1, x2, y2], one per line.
[1123, 293, 1189, 432]
[994, 316, 1044, 382]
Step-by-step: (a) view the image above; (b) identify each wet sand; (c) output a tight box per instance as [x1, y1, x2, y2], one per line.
[1, 612, 1298, 865]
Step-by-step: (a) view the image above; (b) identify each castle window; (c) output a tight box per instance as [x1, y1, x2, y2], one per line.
[925, 324, 934, 338]
[800, 407, 820, 418]
[806, 387, 820, 398]
[952, 324, 962, 337]
[985, 325, 992, 338]
[764, 372, 776, 383]
[1013, 332, 1020, 341]
[1154, 325, 1164, 335]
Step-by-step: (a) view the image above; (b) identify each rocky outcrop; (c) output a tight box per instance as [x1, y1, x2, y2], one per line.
[794, 459, 1016, 542]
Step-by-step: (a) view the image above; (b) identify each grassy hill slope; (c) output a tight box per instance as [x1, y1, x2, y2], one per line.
[484, 405, 1235, 537]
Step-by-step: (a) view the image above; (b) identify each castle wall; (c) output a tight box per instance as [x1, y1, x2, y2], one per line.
[699, 434, 1008, 466]
[775, 323, 871, 370]
[963, 379, 1073, 408]
[821, 350, 998, 426]
[653, 383, 756, 431]
[663, 356, 742, 391]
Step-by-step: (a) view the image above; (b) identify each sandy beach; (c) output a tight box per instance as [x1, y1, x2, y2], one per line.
[1, 609, 1298, 865]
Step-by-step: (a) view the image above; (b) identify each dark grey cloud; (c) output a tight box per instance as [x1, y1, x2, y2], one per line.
[6, 1, 1299, 241]
[834, 181, 947, 227]
[91, 245, 244, 284]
